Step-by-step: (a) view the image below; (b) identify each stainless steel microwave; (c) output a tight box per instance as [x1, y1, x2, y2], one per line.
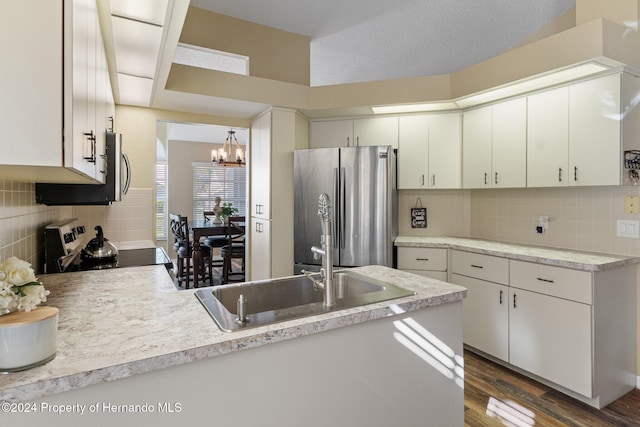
[35, 132, 131, 205]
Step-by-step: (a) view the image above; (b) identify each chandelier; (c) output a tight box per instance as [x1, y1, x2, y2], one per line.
[211, 130, 245, 167]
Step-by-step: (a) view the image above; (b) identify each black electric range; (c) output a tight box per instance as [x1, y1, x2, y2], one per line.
[44, 219, 172, 273]
[66, 247, 173, 272]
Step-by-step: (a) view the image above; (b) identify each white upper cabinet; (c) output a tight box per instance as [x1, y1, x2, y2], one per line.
[310, 117, 398, 148]
[0, 0, 111, 183]
[568, 73, 621, 186]
[491, 98, 527, 188]
[527, 86, 569, 187]
[398, 116, 429, 189]
[309, 120, 353, 148]
[462, 106, 493, 188]
[353, 117, 398, 148]
[462, 98, 527, 189]
[528, 72, 640, 187]
[398, 113, 461, 189]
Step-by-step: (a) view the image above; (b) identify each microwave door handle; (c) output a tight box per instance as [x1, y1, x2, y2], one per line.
[122, 152, 132, 195]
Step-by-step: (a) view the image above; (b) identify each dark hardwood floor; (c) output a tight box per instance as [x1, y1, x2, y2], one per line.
[464, 350, 640, 426]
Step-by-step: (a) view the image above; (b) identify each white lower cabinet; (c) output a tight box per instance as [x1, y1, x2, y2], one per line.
[508, 287, 592, 397]
[451, 250, 509, 361]
[451, 273, 508, 361]
[450, 250, 637, 408]
[396, 247, 447, 281]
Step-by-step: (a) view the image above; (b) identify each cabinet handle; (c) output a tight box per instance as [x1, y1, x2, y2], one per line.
[83, 131, 96, 164]
[495, 172, 498, 185]
[108, 116, 114, 132]
[574, 166, 578, 181]
[421, 174, 425, 186]
[484, 172, 487, 185]
[255, 222, 263, 233]
[558, 167, 562, 182]
[432, 174, 435, 186]
[499, 290, 503, 304]
[347, 137, 350, 147]
[513, 293, 517, 308]
[416, 258, 430, 261]
[470, 264, 484, 269]
[536, 277, 555, 284]
[356, 136, 360, 146]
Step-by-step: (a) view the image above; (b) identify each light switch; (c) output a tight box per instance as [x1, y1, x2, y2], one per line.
[617, 220, 640, 238]
[625, 196, 639, 214]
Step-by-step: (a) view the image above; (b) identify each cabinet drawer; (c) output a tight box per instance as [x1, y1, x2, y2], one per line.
[510, 260, 592, 305]
[450, 250, 508, 285]
[397, 247, 447, 271]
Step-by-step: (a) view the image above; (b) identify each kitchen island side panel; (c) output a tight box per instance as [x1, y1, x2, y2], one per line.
[18, 302, 464, 427]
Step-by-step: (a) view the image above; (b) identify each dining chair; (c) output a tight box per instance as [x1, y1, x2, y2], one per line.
[170, 214, 213, 289]
[202, 211, 225, 279]
[220, 215, 246, 284]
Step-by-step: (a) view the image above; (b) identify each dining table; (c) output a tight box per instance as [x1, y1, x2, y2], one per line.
[189, 219, 246, 286]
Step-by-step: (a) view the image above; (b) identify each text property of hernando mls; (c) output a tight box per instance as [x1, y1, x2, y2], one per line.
[1, 401, 183, 415]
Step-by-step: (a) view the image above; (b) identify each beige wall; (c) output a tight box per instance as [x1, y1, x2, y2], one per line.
[166, 139, 227, 223]
[180, 7, 310, 86]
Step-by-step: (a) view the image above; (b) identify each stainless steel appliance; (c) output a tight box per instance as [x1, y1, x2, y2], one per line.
[294, 145, 396, 273]
[35, 132, 131, 205]
[43, 218, 171, 274]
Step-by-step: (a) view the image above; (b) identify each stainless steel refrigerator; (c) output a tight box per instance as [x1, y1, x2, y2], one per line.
[294, 145, 397, 273]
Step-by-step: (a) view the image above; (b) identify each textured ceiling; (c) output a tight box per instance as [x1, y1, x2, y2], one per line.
[189, 0, 576, 86]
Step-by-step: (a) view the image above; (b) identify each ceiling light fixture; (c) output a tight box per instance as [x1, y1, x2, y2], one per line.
[211, 130, 245, 167]
[371, 102, 458, 114]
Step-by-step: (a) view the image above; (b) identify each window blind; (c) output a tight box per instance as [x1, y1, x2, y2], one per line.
[192, 162, 247, 221]
[155, 161, 168, 240]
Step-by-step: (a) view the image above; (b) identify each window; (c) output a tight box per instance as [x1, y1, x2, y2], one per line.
[193, 162, 246, 220]
[155, 161, 168, 240]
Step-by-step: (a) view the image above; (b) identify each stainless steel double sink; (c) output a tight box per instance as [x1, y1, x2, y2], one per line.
[194, 270, 415, 332]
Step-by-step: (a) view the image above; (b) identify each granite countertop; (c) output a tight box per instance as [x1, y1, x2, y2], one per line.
[394, 236, 640, 271]
[0, 264, 465, 402]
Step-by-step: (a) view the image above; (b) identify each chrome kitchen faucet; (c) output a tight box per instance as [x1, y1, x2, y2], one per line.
[302, 193, 336, 308]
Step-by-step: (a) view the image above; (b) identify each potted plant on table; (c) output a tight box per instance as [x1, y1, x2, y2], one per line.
[219, 202, 239, 222]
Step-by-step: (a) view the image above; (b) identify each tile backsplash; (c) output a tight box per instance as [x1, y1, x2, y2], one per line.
[399, 185, 640, 257]
[0, 180, 71, 271]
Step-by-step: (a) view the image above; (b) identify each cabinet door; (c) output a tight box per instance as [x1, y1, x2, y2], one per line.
[509, 288, 592, 397]
[569, 73, 621, 186]
[397, 115, 429, 189]
[527, 86, 569, 187]
[462, 106, 492, 188]
[492, 98, 526, 188]
[451, 273, 509, 361]
[251, 112, 271, 218]
[1, 1, 63, 167]
[68, 0, 99, 179]
[250, 218, 271, 280]
[309, 120, 353, 148]
[429, 113, 462, 189]
[353, 117, 398, 148]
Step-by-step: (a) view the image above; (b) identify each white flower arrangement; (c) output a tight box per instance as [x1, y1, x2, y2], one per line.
[0, 257, 50, 316]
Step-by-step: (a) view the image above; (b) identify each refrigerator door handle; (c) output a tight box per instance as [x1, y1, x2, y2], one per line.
[340, 167, 346, 249]
[333, 167, 339, 249]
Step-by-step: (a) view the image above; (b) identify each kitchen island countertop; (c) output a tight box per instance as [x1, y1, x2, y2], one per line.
[395, 236, 640, 271]
[0, 264, 465, 402]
